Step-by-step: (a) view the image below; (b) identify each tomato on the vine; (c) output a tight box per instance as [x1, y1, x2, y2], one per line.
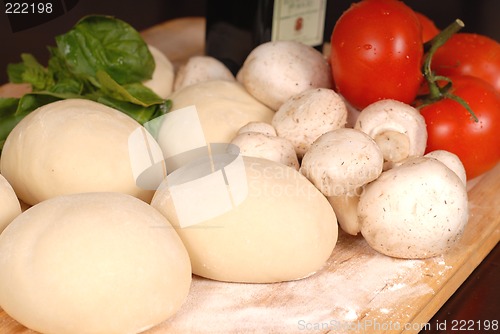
[431, 33, 500, 93]
[419, 75, 500, 180]
[330, 0, 424, 110]
[415, 12, 439, 43]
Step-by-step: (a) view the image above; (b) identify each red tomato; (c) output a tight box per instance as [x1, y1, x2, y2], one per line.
[420, 75, 500, 180]
[330, 0, 424, 110]
[414, 11, 439, 43]
[431, 33, 500, 93]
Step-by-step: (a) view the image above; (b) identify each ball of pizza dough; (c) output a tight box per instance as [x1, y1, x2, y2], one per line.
[0, 174, 22, 233]
[142, 45, 175, 99]
[151, 156, 338, 283]
[0, 99, 157, 205]
[0, 192, 191, 334]
[166, 80, 275, 145]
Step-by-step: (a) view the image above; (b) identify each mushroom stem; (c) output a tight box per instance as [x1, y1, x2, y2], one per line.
[328, 193, 361, 235]
[373, 130, 410, 163]
[354, 99, 427, 170]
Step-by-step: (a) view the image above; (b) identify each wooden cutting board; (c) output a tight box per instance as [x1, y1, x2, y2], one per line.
[0, 17, 499, 334]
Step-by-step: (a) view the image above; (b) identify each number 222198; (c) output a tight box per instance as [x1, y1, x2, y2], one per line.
[5, 2, 53, 14]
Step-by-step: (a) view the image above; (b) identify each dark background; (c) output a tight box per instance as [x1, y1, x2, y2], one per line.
[0, 0, 499, 83]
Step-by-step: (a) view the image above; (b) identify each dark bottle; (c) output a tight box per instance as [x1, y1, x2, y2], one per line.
[205, 0, 327, 75]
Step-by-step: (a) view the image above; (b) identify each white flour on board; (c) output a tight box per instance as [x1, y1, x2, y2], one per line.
[150, 233, 448, 334]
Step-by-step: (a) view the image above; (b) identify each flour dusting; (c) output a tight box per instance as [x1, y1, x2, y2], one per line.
[147, 234, 439, 333]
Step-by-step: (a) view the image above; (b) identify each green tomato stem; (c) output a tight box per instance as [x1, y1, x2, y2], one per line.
[419, 19, 478, 123]
[423, 19, 464, 100]
[444, 92, 479, 122]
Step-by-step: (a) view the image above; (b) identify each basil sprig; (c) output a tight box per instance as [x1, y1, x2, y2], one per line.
[0, 15, 171, 152]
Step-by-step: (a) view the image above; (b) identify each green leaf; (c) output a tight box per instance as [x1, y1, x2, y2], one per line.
[7, 53, 54, 90]
[0, 98, 19, 117]
[46, 47, 86, 95]
[0, 97, 27, 151]
[1, 15, 167, 151]
[55, 15, 155, 85]
[95, 70, 163, 107]
[97, 96, 171, 125]
[0, 114, 23, 151]
[15, 93, 62, 114]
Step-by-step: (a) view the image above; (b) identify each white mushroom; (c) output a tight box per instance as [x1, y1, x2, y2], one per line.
[174, 56, 235, 91]
[358, 156, 469, 259]
[237, 40, 333, 110]
[237, 121, 277, 137]
[300, 128, 384, 235]
[424, 150, 467, 186]
[343, 97, 362, 128]
[230, 132, 299, 170]
[354, 99, 427, 170]
[326, 195, 362, 235]
[272, 88, 347, 158]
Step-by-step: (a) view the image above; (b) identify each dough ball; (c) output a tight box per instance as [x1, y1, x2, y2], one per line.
[151, 156, 338, 283]
[0, 192, 191, 334]
[0, 99, 156, 205]
[0, 174, 22, 233]
[167, 80, 275, 145]
[142, 45, 175, 99]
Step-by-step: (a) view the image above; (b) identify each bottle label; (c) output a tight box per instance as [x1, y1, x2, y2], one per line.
[271, 0, 326, 46]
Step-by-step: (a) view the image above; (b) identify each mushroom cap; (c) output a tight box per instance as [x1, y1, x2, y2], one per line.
[272, 88, 347, 158]
[425, 150, 467, 186]
[358, 157, 469, 259]
[230, 132, 299, 170]
[237, 41, 333, 110]
[354, 99, 427, 164]
[300, 128, 384, 196]
[237, 122, 277, 137]
[173, 56, 235, 91]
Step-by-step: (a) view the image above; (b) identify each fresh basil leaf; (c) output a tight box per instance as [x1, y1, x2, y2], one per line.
[0, 114, 24, 151]
[46, 47, 86, 95]
[0, 98, 19, 117]
[122, 83, 165, 106]
[97, 96, 171, 125]
[16, 93, 61, 114]
[0, 97, 29, 151]
[55, 15, 155, 85]
[7, 53, 54, 90]
[95, 70, 163, 107]
[1, 15, 169, 152]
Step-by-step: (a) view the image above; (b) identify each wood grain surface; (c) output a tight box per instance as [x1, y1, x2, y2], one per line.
[0, 17, 498, 334]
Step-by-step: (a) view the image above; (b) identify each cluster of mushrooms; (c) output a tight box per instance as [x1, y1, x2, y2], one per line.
[223, 41, 469, 260]
[147, 39, 468, 260]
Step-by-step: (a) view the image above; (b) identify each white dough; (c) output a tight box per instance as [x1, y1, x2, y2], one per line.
[0, 192, 191, 334]
[0, 99, 158, 205]
[0, 174, 22, 233]
[151, 156, 338, 283]
[167, 80, 275, 145]
[142, 45, 175, 99]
